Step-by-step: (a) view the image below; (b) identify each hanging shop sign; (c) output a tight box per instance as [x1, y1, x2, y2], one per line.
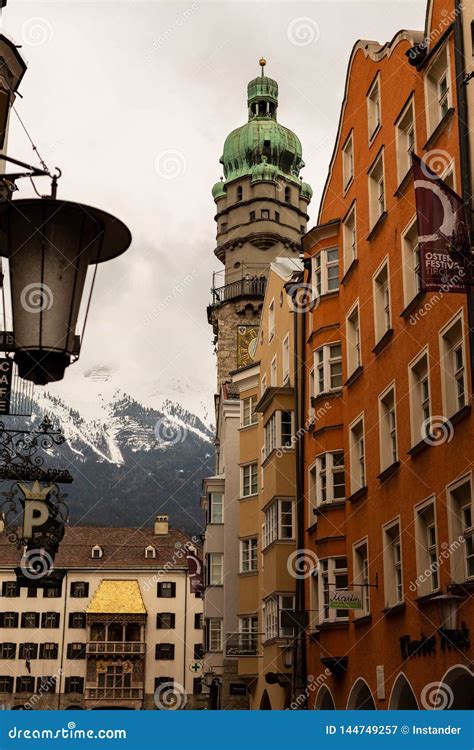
[412, 154, 472, 294]
[0, 358, 13, 415]
[329, 590, 363, 610]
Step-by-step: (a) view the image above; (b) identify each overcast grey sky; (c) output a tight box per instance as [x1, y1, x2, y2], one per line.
[1, 1, 426, 416]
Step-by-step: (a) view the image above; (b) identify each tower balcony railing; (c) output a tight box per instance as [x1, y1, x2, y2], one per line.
[86, 641, 146, 656]
[212, 263, 268, 305]
[211, 275, 266, 306]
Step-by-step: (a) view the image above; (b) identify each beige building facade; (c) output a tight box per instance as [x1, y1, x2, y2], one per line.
[0, 516, 204, 710]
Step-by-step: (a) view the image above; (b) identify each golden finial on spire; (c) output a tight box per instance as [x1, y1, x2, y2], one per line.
[259, 57, 266, 75]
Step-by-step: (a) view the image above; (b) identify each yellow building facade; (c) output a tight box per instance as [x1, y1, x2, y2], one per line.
[232, 258, 302, 710]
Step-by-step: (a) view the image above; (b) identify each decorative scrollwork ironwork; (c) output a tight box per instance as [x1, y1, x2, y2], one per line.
[1, 481, 69, 550]
[0, 416, 72, 483]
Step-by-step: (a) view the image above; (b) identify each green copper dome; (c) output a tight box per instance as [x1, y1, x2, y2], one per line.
[218, 60, 306, 187]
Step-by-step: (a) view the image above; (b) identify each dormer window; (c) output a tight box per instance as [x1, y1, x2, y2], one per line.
[91, 545, 103, 560]
[145, 545, 156, 559]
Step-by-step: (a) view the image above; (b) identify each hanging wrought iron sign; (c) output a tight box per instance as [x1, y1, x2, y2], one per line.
[0, 415, 71, 580]
[0, 416, 73, 482]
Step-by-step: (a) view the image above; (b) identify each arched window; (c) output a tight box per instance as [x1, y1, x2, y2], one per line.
[285, 186, 291, 203]
[236, 186, 243, 202]
[145, 545, 156, 559]
[91, 545, 103, 560]
[389, 674, 418, 709]
[347, 679, 376, 710]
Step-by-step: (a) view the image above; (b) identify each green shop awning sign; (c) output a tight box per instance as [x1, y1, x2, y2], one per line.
[329, 590, 363, 609]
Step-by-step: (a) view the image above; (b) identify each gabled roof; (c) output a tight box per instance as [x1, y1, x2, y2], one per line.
[0, 525, 199, 570]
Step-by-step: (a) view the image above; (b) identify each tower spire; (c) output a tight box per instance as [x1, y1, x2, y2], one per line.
[259, 57, 266, 76]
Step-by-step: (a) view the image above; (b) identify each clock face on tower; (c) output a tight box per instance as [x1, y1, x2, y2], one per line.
[237, 326, 258, 368]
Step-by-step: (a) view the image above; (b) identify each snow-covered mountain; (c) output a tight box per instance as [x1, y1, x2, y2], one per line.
[3, 372, 215, 535]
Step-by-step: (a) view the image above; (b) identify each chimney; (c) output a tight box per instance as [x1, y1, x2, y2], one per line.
[154, 514, 169, 536]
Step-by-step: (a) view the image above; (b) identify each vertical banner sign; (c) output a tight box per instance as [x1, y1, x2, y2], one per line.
[0, 357, 13, 414]
[412, 154, 471, 293]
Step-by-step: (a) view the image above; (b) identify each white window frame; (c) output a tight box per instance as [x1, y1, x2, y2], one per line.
[208, 553, 223, 586]
[314, 557, 349, 624]
[241, 462, 258, 498]
[315, 342, 343, 395]
[270, 355, 277, 387]
[446, 474, 474, 583]
[263, 594, 295, 641]
[314, 451, 345, 507]
[209, 492, 223, 524]
[349, 413, 366, 494]
[424, 43, 452, 136]
[373, 258, 391, 344]
[240, 537, 258, 573]
[368, 150, 385, 228]
[382, 518, 404, 607]
[378, 383, 398, 472]
[263, 499, 294, 549]
[439, 310, 467, 418]
[395, 97, 416, 184]
[367, 74, 381, 141]
[282, 333, 290, 384]
[353, 538, 370, 617]
[268, 299, 275, 341]
[208, 618, 222, 652]
[346, 301, 361, 376]
[408, 347, 431, 446]
[312, 247, 339, 298]
[241, 396, 258, 427]
[401, 216, 422, 306]
[414, 497, 439, 596]
[342, 130, 354, 189]
[342, 203, 357, 272]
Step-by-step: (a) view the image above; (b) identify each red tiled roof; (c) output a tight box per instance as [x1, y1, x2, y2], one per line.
[0, 524, 200, 570]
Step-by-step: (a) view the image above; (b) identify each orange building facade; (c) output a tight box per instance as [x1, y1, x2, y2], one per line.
[302, 0, 474, 710]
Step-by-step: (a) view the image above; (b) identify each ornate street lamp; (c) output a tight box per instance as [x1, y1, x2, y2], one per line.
[0, 194, 131, 384]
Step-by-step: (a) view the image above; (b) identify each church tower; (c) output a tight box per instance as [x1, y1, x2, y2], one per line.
[208, 59, 312, 388]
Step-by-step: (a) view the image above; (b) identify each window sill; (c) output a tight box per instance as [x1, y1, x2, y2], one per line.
[377, 460, 400, 484]
[315, 620, 350, 632]
[415, 591, 441, 607]
[382, 602, 406, 617]
[314, 500, 346, 515]
[344, 365, 363, 388]
[239, 493, 259, 501]
[423, 107, 455, 151]
[353, 614, 372, 627]
[367, 211, 388, 242]
[449, 403, 471, 427]
[341, 258, 358, 285]
[372, 328, 393, 355]
[400, 290, 425, 319]
[407, 438, 430, 458]
[239, 423, 258, 432]
[238, 571, 258, 578]
[347, 486, 368, 504]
